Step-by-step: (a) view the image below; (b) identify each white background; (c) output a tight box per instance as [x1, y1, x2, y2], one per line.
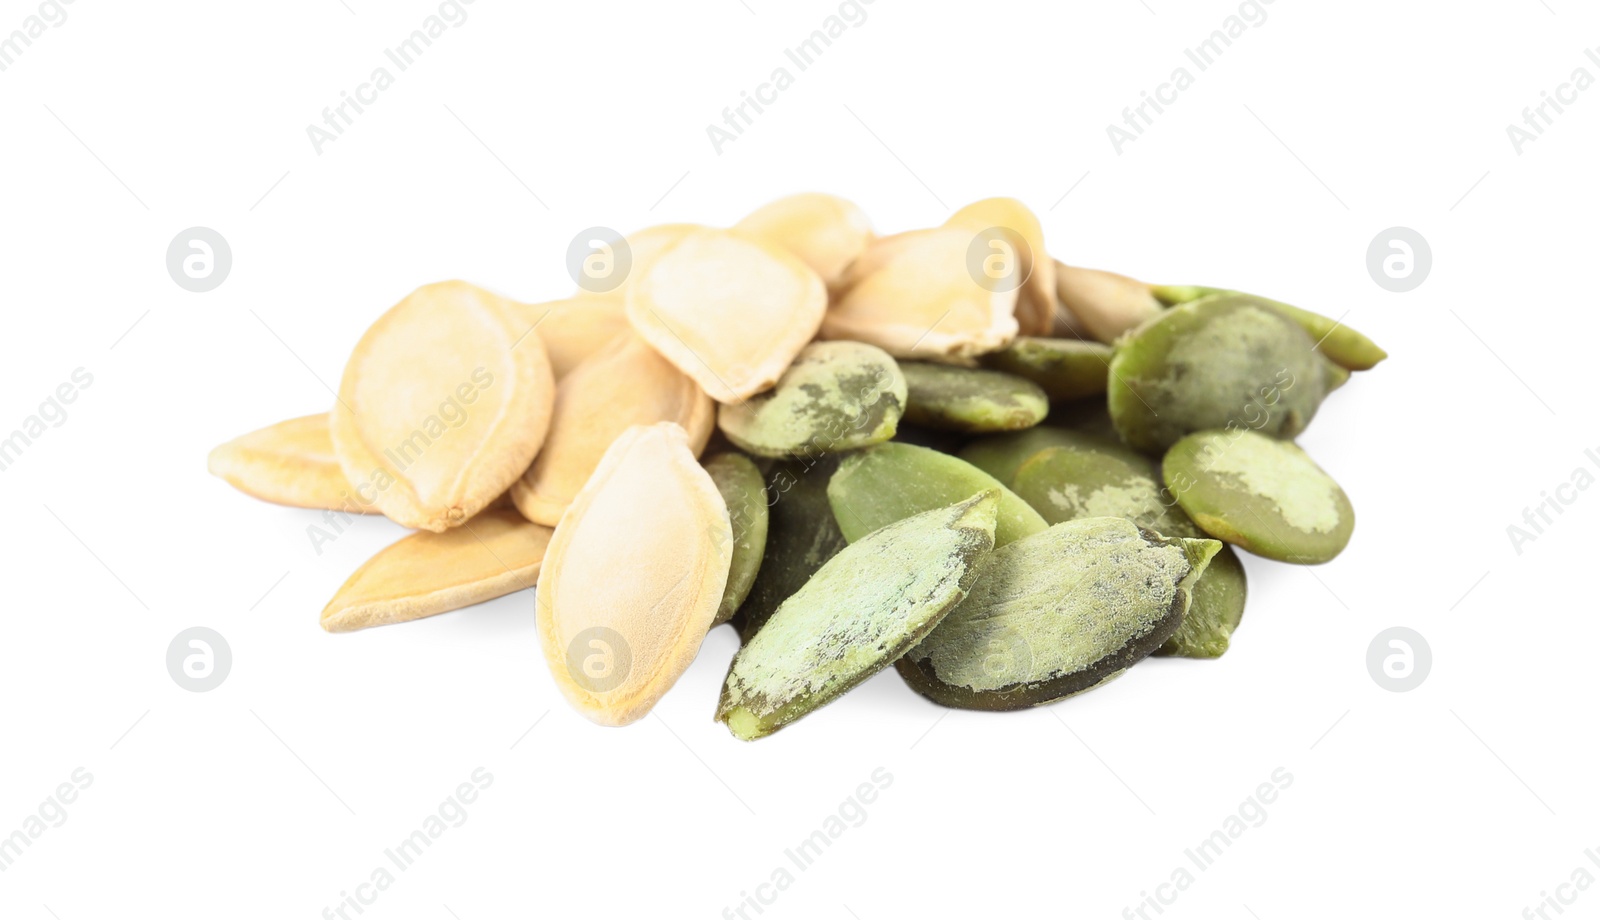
[2, 1, 1596, 918]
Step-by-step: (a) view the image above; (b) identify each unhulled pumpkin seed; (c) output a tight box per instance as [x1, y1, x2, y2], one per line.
[945, 197, 1056, 337]
[734, 193, 875, 290]
[896, 518, 1219, 710]
[717, 490, 1000, 740]
[716, 341, 906, 457]
[331, 280, 555, 532]
[321, 509, 552, 632]
[509, 296, 631, 380]
[980, 336, 1112, 401]
[899, 362, 1049, 433]
[733, 454, 850, 642]
[827, 442, 1047, 547]
[705, 453, 769, 626]
[1163, 428, 1354, 564]
[1054, 264, 1164, 343]
[537, 422, 731, 726]
[208, 413, 370, 512]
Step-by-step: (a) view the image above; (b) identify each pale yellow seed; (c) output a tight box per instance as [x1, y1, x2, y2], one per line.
[207, 413, 373, 513]
[734, 193, 874, 290]
[946, 197, 1056, 337]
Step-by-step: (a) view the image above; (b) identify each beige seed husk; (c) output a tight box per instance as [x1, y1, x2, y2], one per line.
[626, 228, 827, 403]
[511, 331, 714, 527]
[537, 422, 732, 726]
[331, 280, 555, 533]
[823, 227, 1019, 358]
[1054, 263, 1163, 343]
[572, 224, 705, 301]
[207, 413, 373, 513]
[946, 197, 1056, 338]
[320, 509, 552, 633]
[734, 193, 875, 290]
[507, 297, 629, 380]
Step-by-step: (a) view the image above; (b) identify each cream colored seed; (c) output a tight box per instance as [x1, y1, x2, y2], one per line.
[207, 413, 372, 513]
[734, 193, 875, 291]
[945, 197, 1056, 338]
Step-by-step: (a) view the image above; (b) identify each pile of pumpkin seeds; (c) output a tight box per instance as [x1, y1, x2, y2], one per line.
[208, 194, 1384, 740]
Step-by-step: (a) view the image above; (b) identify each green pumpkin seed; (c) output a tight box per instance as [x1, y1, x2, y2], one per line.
[1108, 292, 1333, 453]
[1047, 397, 1122, 443]
[717, 341, 906, 458]
[1156, 545, 1246, 658]
[718, 490, 1000, 740]
[980, 337, 1111, 401]
[958, 426, 1103, 485]
[896, 517, 1219, 710]
[898, 362, 1049, 433]
[704, 453, 769, 626]
[828, 442, 1048, 547]
[733, 455, 849, 641]
[1151, 285, 1387, 372]
[1163, 429, 1354, 564]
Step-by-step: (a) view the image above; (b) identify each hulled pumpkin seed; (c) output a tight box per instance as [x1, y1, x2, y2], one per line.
[734, 193, 875, 290]
[208, 413, 370, 512]
[899, 362, 1049, 433]
[512, 332, 714, 526]
[716, 341, 906, 457]
[321, 509, 552, 633]
[626, 228, 827, 403]
[1048, 398, 1122, 443]
[1163, 428, 1354, 564]
[1107, 292, 1332, 453]
[733, 454, 850, 642]
[1055, 264, 1164, 343]
[717, 490, 1000, 740]
[705, 453, 769, 626]
[945, 197, 1056, 337]
[958, 426, 1101, 485]
[827, 442, 1047, 547]
[537, 423, 731, 726]
[331, 280, 555, 532]
[1156, 545, 1247, 658]
[1151, 285, 1388, 372]
[896, 518, 1219, 710]
[980, 337, 1112, 401]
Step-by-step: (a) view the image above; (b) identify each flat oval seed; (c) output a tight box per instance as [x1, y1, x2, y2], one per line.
[321, 509, 552, 632]
[716, 341, 906, 457]
[572, 224, 705, 302]
[1156, 545, 1247, 658]
[899, 362, 1049, 433]
[733, 455, 850, 642]
[828, 442, 1047, 547]
[537, 423, 731, 726]
[626, 228, 827, 403]
[958, 426, 1106, 485]
[331, 280, 555, 532]
[1163, 429, 1355, 564]
[512, 332, 714, 526]
[1055, 265, 1164, 343]
[896, 518, 1220, 710]
[705, 453, 769, 626]
[208, 413, 372, 513]
[945, 197, 1056, 337]
[717, 490, 1000, 740]
[734, 193, 875, 290]
[507, 297, 630, 380]
[1107, 292, 1332, 453]
[1150, 286, 1387, 371]
[980, 337, 1112, 401]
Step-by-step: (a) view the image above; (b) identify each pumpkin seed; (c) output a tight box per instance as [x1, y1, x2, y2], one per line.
[705, 453, 769, 626]
[1151, 285, 1387, 372]
[331, 281, 555, 532]
[1048, 397, 1122, 443]
[827, 442, 1047, 547]
[1162, 428, 1354, 564]
[717, 490, 1000, 740]
[896, 517, 1219, 710]
[508, 296, 630, 380]
[1156, 545, 1246, 658]
[734, 193, 875, 290]
[980, 337, 1112, 401]
[208, 413, 370, 512]
[626, 228, 827, 403]
[512, 332, 714, 526]
[945, 197, 1055, 337]
[1107, 292, 1332, 453]
[899, 361, 1049, 433]
[321, 509, 551, 632]
[1054, 264, 1164, 343]
[716, 341, 906, 457]
[733, 454, 850, 642]
[958, 426, 1100, 485]
[537, 423, 731, 726]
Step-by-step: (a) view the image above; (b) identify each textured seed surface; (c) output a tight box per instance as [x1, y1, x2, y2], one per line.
[897, 518, 1219, 710]
[717, 491, 999, 740]
[980, 337, 1111, 401]
[1164, 429, 1354, 564]
[321, 509, 551, 633]
[512, 332, 713, 526]
[945, 197, 1055, 337]
[537, 423, 731, 726]
[734, 455, 849, 642]
[828, 442, 1047, 547]
[1055, 265, 1163, 343]
[705, 453, 769, 626]
[1151, 285, 1387, 372]
[823, 228, 1019, 358]
[508, 296, 630, 380]
[1108, 292, 1331, 453]
[626, 228, 827, 403]
[734, 193, 874, 289]
[716, 341, 906, 457]
[958, 426, 1105, 485]
[331, 280, 555, 532]
[208, 413, 368, 512]
[899, 362, 1049, 433]
[1157, 545, 1246, 658]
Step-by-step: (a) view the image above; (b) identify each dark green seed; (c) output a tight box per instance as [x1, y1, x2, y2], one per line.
[898, 362, 1049, 433]
[980, 337, 1112, 401]
[704, 453, 769, 626]
[733, 454, 849, 641]
[828, 442, 1047, 547]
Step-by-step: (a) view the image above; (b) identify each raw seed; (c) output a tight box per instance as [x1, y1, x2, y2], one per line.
[827, 442, 1047, 547]
[896, 517, 1219, 710]
[980, 337, 1112, 401]
[1151, 285, 1387, 371]
[331, 280, 555, 532]
[537, 423, 731, 726]
[1156, 545, 1246, 658]
[733, 454, 850, 642]
[512, 332, 713, 526]
[1054, 264, 1164, 343]
[717, 490, 1000, 740]
[734, 193, 875, 290]
[1047, 398, 1122, 443]
[945, 198, 1056, 337]
[958, 426, 1105, 485]
[321, 509, 551, 633]
[716, 341, 906, 457]
[705, 453, 769, 626]
[208, 413, 370, 512]
[1107, 292, 1332, 453]
[899, 361, 1049, 433]
[508, 296, 630, 380]
[1163, 428, 1354, 564]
